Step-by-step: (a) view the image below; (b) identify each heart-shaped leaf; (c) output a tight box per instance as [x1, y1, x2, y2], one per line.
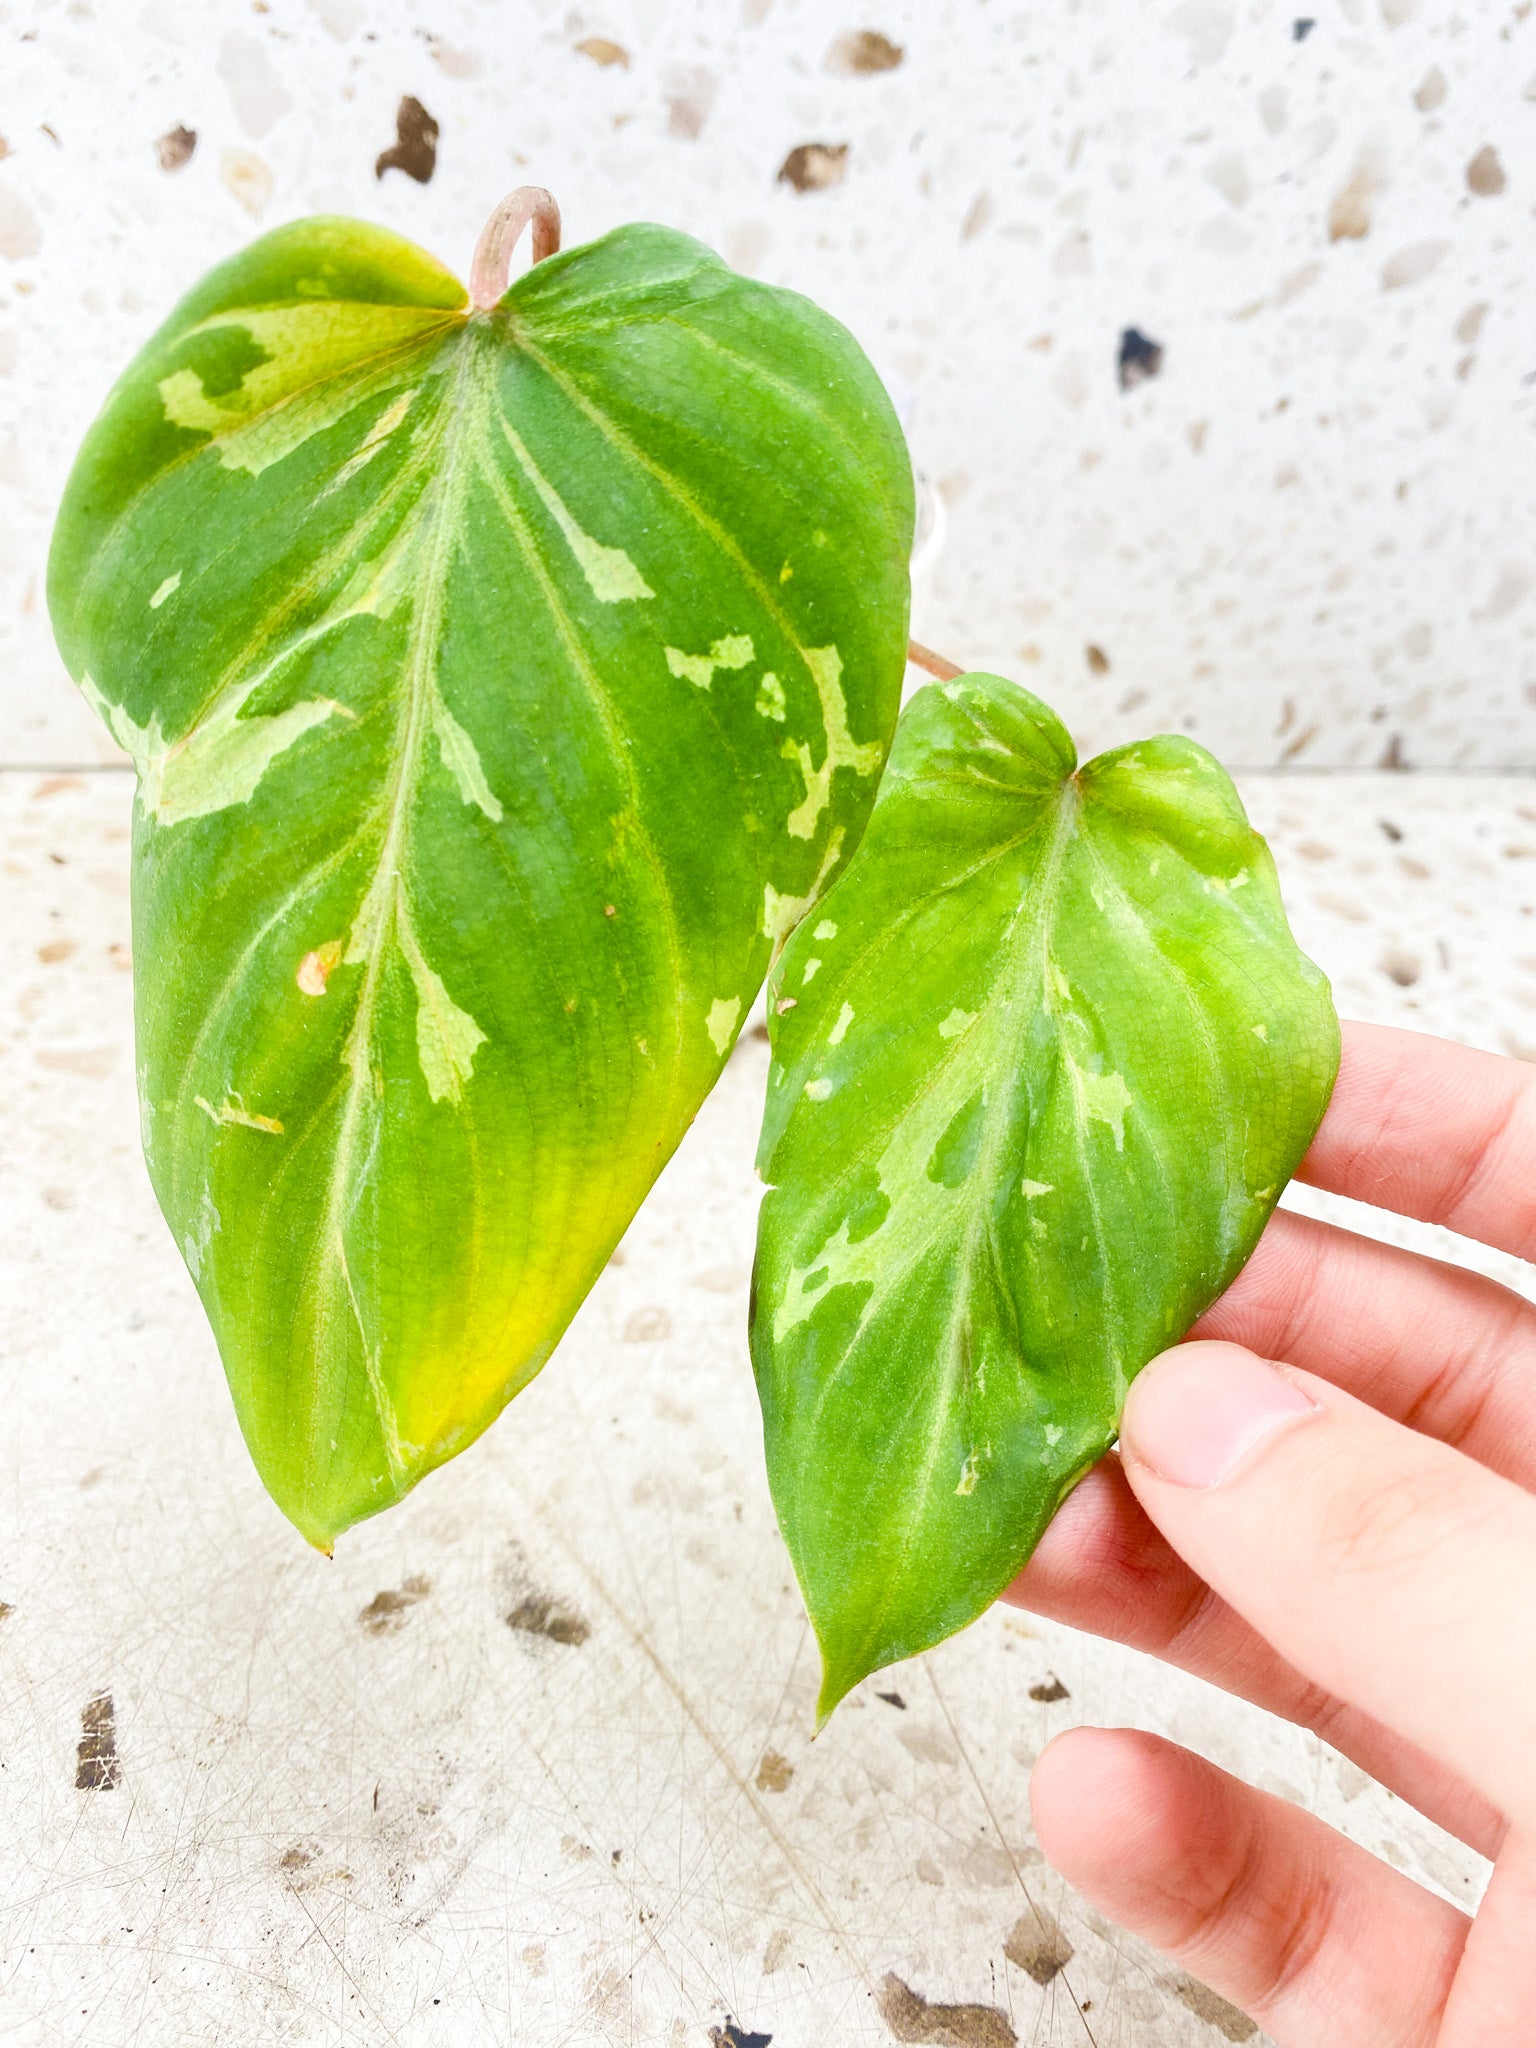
[49, 209, 913, 1547]
[751, 672, 1338, 1718]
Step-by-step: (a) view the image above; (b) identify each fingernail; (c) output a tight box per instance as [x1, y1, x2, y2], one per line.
[1120, 1341, 1318, 1489]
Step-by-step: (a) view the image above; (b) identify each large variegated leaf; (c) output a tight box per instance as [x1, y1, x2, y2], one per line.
[48, 213, 912, 1548]
[751, 672, 1338, 1718]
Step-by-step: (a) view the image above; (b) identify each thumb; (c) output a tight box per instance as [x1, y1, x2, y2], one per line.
[1116, 1340, 1536, 1831]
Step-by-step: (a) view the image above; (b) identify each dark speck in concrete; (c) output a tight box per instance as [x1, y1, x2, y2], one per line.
[155, 124, 197, 171]
[827, 30, 904, 73]
[876, 1689, 907, 1709]
[1029, 1676, 1070, 1703]
[710, 2021, 773, 2048]
[778, 143, 849, 192]
[1117, 328, 1163, 390]
[375, 96, 438, 182]
[1293, 17, 1316, 38]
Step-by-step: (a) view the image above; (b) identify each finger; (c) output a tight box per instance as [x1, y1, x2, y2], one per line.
[1004, 1456, 1506, 1858]
[1192, 1206, 1536, 1486]
[1118, 1342, 1536, 1829]
[1302, 1021, 1536, 1262]
[1030, 1727, 1466, 2048]
[1437, 1832, 1536, 2047]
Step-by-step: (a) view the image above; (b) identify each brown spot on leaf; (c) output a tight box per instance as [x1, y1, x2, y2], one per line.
[1003, 1909, 1074, 1986]
[375, 96, 438, 183]
[297, 939, 342, 996]
[358, 1573, 430, 1634]
[506, 1593, 590, 1646]
[877, 1972, 1016, 2048]
[827, 29, 904, 74]
[1167, 1974, 1258, 2041]
[778, 143, 849, 193]
[75, 1693, 120, 1790]
[576, 36, 630, 68]
[1028, 1675, 1069, 1702]
[755, 1749, 794, 1792]
[1466, 144, 1506, 196]
[155, 124, 197, 172]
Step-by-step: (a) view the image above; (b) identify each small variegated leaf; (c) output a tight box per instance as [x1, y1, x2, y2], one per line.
[751, 672, 1338, 1719]
[49, 213, 912, 1547]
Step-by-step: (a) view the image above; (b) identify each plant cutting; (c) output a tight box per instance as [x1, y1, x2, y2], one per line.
[750, 662, 1339, 1716]
[47, 189, 913, 1550]
[49, 188, 1338, 1721]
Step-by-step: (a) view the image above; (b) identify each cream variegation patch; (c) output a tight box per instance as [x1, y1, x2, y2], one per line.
[781, 644, 884, 840]
[666, 635, 754, 690]
[497, 415, 653, 603]
[430, 686, 503, 821]
[706, 996, 741, 1055]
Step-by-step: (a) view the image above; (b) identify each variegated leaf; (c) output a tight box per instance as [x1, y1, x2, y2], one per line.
[49, 213, 912, 1546]
[751, 672, 1339, 1718]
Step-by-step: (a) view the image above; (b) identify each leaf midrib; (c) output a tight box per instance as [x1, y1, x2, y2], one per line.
[297, 319, 487, 1487]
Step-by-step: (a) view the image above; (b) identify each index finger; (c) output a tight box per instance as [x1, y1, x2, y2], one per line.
[1301, 1021, 1536, 1263]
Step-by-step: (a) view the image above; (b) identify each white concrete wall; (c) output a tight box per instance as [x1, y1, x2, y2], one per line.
[1, 0, 1533, 768]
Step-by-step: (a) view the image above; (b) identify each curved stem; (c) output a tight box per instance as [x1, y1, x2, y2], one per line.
[907, 639, 964, 683]
[469, 187, 562, 310]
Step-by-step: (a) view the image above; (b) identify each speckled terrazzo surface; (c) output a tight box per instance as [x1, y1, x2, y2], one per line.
[2, 2, 1535, 2043]
[1, 0, 1534, 765]
[0, 764, 1530, 2048]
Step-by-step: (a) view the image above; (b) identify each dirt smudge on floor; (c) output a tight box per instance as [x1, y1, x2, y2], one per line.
[877, 1971, 1015, 2047]
[75, 1692, 120, 1790]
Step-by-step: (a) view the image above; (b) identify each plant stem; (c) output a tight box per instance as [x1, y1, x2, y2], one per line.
[469, 188, 562, 310]
[907, 639, 963, 682]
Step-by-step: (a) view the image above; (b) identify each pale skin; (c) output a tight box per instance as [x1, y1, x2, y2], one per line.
[1003, 1020, 1536, 2045]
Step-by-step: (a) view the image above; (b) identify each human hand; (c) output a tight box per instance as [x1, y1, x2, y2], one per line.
[1003, 1021, 1536, 2045]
